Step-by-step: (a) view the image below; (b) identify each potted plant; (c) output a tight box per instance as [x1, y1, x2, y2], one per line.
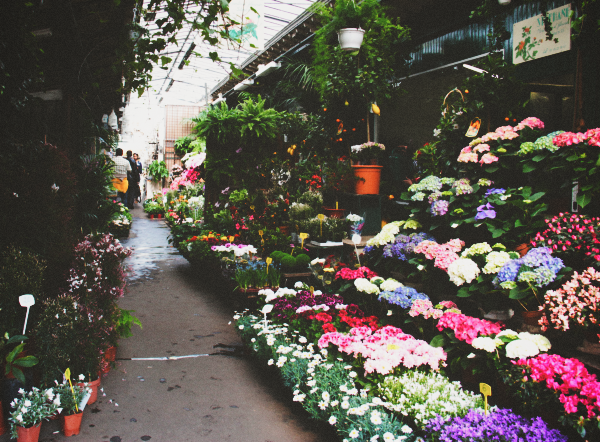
[147, 160, 169, 182]
[56, 376, 92, 437]
[8, 386, 60, 442]
[2, 335, 38, 425]
[350, 142, 385, 194]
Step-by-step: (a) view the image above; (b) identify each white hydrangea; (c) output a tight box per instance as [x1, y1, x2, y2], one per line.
[311, 258, 326, 266]
[461, 242, 493, 257]
[471, 337, 497, 353]
[447, 258, 480, 286]
[354, 278, 380, 294]
[505, 339, 540, 359]
[483, 251, 512, 274]
[496, 329, 519, 339]
[380, 278, 403, 292]
[518, 332, 552, 352]
[366, 221, 402, 246]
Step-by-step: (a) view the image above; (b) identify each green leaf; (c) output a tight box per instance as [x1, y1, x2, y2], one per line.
[13, 355, 38, 367]
[567, 154, 579, 162]
[484, 165, 499, 173]
[430, 334, 446, 348]
[457, 287, 471, 297]
[522, 163, 537, 173]
[11, 366, 25, 385]
[509, 288, 529, 300]
[514, 219, 524, 227]
[532, 154, 546, 162]
[577, 193, 592, 208]
[528, 192, 545, 202]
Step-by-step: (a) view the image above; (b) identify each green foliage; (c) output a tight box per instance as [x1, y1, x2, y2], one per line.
[148, 160, 169, 181]
[280, 254, 297, 270]
[3, 336, 38, 384]
[0, 247, 46, 336]
[311, 0, 411, 108]
[115, 308, 142, 339]
[295, 253, 311, 268]
[174, 135, 197, 157]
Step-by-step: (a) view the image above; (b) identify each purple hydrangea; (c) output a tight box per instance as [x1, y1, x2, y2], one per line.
[379, 286, 429, 309]
[484, 188, 506, 198]
[431, 200, 449, 216]
[381, 232, 435, 261]
[424, 408, 567, 442]
[497, 247, 564, 287]
[475, 202, 496, 220]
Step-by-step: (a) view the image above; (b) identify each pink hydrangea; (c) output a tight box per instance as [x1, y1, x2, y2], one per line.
[415, 239, 465, 271]
[473, 143, 491, 153]
[514, 117, 545, 131]
[553, 131, 587, 147]
[436, 312, 504, 344]
[335, 266, 378, 281]
[584, 128, 600, 147]
[318, 325, 447, 375]
[479, 153, 499, 165]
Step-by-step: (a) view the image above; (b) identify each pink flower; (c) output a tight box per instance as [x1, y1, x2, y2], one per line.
[514, 117, 545, 131]
[436, 312, 504, 344]
[553, 131, 586, 147]
[479, 153, 499, 165]
[473, 143, 491, 153]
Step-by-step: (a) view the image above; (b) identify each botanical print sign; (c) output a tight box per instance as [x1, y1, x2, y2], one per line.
[513, 4, 571, 64]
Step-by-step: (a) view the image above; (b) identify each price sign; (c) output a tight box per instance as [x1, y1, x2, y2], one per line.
[64, 368, 79, 412]
[480, 383, 492, 416]
[317, 214, 325, 237]
[299, 232, 308, 249]
[310, 286, 314, 297]
[258, 230, 264, 245]
[229, 236, 235, 243]
[266, 257, 272, 274]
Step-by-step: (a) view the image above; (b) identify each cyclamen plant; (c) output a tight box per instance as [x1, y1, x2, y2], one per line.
[9, 387, 61, 438]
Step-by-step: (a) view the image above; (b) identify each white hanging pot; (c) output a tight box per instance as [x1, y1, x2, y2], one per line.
[337, 28, 365, 51]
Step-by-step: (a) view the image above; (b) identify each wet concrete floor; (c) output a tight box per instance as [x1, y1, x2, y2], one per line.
[2, 205, 337, 442]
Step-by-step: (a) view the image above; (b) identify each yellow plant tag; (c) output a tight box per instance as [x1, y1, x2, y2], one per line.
[299, 232, 308, 249]
[480, 383, 492, 416]
[229, 236, 235, 242]
[258, 230, 264, 237]
[317, 214, 325, 221]
[65, 368, 79, 412]
[250, 205, 255, 211]
[310, 286, 314, 297]
[266, 257, 272, 274]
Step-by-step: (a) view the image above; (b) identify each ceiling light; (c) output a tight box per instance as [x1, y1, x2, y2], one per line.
[463, 64, 488, 74]
[255, 61, 281, 78]
[234, 79, 254, 91]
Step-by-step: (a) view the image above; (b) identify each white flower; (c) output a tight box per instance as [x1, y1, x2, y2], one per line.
[79, 374, 85, 381]
[322, 391, 330, 402]
[401, 425, 413, 434]
[51, 183, 59, 192]
[505, 339, 539, 359]
[472, 337, 497, 353]
[16, 414, 23, 422]
[380, 278, 403, 292]
[433, 128, 441, 137]
[447, 258, 480, 286]
[18, 388, 25, 395]
[371, 436, 380, 442]
[349, 429, 360, 439]
[294, 281, 304, 289]
[328, 416, 337, 425]
[267, 359, 274, 365]
[483, 251, 512, 274]
[383, 433, 395, 442]
[23, 400, 31, 407]
[341, 400, 350, 409]
[238, 325, 244, 330]
[518, 332, 551, 352]
[496, 329, 519, 339]
[354, 278, 380, 294]
[370, 410, 383, 425]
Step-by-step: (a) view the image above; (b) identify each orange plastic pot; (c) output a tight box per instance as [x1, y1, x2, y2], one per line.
[78, 376, 101, 405]
[515, 243, 530, 257]
[62, 412, 83, 437]
[16, 422, 41, 442]
[352, 165, 383, 195]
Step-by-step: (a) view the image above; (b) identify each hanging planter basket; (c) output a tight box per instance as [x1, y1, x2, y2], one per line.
[337, 28, 365, 51]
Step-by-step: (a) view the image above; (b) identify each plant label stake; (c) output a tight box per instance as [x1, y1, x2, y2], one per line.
[480, 383, 491, 416]
[65, 368, 79, 413]
[317, 214, 325, 238]
[259, 230, 264, 245]
[19, 294, 35, 335]
[229, 236, 235, 243]
[310, 286, 314, 298]
[261, 304, 273, 330]
[299, 233, 308, 250]
[266, 257, 272, 274]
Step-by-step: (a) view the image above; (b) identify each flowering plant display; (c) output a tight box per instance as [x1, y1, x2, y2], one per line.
[380, 371, 484, 428]
[346, 213, 364, 235]
[541, 267, 600, 333]
[470, 329, 551, 368]
[496, 247, 567, 311]
[509, 353, 600, 437]
[350, 141, 385, 164]
[378, 281, 429, 309]
[318, 325, 447, 375]
[55, 377, 92, 415]
[362, 231, 434, 279]
[234, 259, 281, 291]
[532, 213, 600, 269]
[435, 312, 504, 345]
[414, 238, 464, 271]
[424, 408, 567, 442]
[365, 220, 422, 248]
[8, 386, 61, 438]
[335, 266, 378, 281]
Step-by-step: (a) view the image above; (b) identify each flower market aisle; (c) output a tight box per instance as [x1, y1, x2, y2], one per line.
[20, 206, 336, 442]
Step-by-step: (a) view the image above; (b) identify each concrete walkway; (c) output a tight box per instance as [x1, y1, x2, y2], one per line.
[3, 206, 337, 442]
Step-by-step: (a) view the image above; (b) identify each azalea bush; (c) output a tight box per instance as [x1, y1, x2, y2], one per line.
[541, 267, 600, 333]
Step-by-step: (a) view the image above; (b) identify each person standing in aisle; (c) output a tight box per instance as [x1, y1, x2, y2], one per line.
[133, 153, 143, 202]
[111, 148, 131, 204]
[126, 150, 140, 209]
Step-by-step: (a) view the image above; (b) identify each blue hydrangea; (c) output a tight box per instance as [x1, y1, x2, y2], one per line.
[497, 259, 521, 283]
[484, 188, 506, 198]
[379, 286, 429, 309]
[497, 247, 564, 287]
[382, 232, 434, 261]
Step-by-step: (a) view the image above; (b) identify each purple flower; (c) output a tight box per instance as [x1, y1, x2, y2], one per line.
[485, 188, 506, 198]
[221, 187, 230, 195]
[475, 202, 496, 220]
[236, 147, 243, 154]
[431, 200, 449, 216]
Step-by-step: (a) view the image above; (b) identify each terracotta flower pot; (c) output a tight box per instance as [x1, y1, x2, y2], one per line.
[279, 225, 290, 236]
[352, 165, 383, 195]
[62, 412, 83, 437]
[323, 208, 346, 219]
[521, 310, 544, 326]
[150, 214, 154, 219]
[78, 376, 101, 405]
[0, 400, 5, 436]
[101, 346, 117, 374]
[515, 243, 530, 257]
[16, 422, 41, 442]
[157, 213, 162, 219]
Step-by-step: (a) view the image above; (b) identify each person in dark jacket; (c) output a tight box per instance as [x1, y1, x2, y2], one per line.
[126, 150, 140, 209]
